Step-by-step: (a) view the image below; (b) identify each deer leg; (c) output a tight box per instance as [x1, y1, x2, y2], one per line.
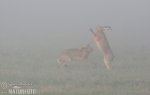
[104, 56, 111, 70]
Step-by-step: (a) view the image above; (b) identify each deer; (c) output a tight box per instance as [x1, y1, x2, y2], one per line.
[90, 26, 114, 70]
[57, 43, 93, 66]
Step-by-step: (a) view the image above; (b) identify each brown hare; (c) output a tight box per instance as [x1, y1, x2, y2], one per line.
[57, 43, 93, 66]
[90, 26, 114, 70]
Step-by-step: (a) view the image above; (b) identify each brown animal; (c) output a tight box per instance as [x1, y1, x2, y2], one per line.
[90, 26, 114, 70]
[57, 43, 93, 66]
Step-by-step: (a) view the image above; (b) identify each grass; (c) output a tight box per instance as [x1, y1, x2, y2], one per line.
[0, 45, 150, 95]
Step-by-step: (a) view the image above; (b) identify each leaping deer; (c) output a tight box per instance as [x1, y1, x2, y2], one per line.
[90, 26, 114, 70]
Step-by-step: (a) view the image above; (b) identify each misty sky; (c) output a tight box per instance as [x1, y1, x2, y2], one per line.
[0, 0, 150, 49]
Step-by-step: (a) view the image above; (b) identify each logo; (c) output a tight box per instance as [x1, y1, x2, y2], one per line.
[8, 88, 37, 95]
[0, 81, 37, 94]
[0, 82, 8, 89]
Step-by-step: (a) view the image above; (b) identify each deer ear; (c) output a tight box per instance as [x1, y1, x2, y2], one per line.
[89, 28, 96, 36]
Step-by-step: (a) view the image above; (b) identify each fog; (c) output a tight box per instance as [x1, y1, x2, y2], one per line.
[0, 0, 150, 94]
[1, 0, 150, 47]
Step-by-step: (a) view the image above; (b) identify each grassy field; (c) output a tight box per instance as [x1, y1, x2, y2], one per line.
[0, 44, 150, 95]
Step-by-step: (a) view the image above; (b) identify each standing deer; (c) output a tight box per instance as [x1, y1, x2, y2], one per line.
[57, 43, 93, 66]
[90, 26, 114, 70]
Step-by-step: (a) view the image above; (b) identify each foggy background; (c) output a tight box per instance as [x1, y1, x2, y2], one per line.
[0, 0, 150, 94]
[0, 0, 150, 49]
